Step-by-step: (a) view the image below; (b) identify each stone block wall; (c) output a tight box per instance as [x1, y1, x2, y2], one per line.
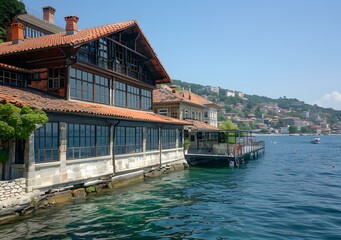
[0, 178, 26, 202]
[161, 149, 185, 165]
[115, 152, 158, 173]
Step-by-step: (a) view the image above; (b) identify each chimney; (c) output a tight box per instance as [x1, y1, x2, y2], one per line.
[43, 6, 56, 24]
[11, 22, 24, 44]
[65, 16, 79, 35]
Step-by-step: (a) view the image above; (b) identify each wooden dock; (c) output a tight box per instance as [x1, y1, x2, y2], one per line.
[185, 140, 265, 167]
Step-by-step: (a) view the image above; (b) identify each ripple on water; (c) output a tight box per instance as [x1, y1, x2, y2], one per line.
[0, 136, 341, 239]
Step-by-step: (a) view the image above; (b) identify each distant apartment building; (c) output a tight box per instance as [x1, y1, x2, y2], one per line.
[311, 125, 322, 134]
[281, 117, 301, 127]
[226, 89, 235, 97]
[320, 121, 331, 134]
[263, 118, 272, 126]
[279, 127, 289, 134]
[302, 111, 310, 118]
[235, 91, 244, 98]
[256, 123, 268, 130]
[206, 85, 219, 94]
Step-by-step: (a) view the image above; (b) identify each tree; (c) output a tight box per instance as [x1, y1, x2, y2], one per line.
[217, 112, 228, 122]
[288, 125, 298, 134]
[300, 126, 312, 134]
[0, 103, 48, 163]
[0, 0, 26, 42]
[0, 103, 48, 140]
[219, 120, 238, 131]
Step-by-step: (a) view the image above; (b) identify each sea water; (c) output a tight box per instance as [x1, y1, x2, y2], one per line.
[0, 135, 340, 239]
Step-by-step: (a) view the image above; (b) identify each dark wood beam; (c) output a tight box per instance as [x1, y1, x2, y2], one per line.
[105, 36, 150, 60]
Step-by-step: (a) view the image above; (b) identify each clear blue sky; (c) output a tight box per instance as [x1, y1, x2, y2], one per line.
[23, 0, 341, 110]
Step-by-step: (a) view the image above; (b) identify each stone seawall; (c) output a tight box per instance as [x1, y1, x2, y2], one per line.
[0, 160, 189, 225]
[0, 178, 26, 202]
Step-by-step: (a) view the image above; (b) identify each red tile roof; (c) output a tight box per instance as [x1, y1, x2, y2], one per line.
[0, 85, 189, 125]
[0, 20, 135, 56]
[185, 119, 219, 131]
[153, 87, 221, 108]
[0, 63, 46, 73]
[0, 62, 31, 73]
[0, 20, 171, 83]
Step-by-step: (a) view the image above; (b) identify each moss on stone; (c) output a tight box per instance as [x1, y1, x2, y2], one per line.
[85, 186, 96, 193]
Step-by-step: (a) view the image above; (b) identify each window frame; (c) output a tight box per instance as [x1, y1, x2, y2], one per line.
[34, 122, 59, 163]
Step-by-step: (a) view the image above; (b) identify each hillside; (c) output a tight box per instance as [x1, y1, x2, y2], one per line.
[171, 79, 341, 133]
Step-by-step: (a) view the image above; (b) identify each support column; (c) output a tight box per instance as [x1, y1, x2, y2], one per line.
[59, 122, 67, 182]
[142, 127, 147, 153]
[110, 125, 115, 174]
[25, 134, 35, 192]
[159, 127, 162, 166]
[175, 128, 179, 148]
[6, 139, 15, 180]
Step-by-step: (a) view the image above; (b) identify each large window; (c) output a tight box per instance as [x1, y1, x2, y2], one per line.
[115, 126, 143, 154]
[0, 70, 25, 87]
[141, 89, 152, 111]
[78, 41, 96, 64]
[70, 68, 110, 104]
[96, 126, 110, 156]
[178, 129, 183, 148]
[158, 109, 168, 116]
[98, 38, 108, 69]
[146, 128, 159, 151]
[127, 85, 140, 109]
[48, 68, 65, 95]
[114, 81, 152, 111]
[34, 122, 59, 163]
[114, 44, 125, 74]
[129, 56, 139, 79]
[114, 81, 126, 107]
[67, 124, 109, 160]
[162, 129, 176, 149]
[24, 26, 44, 38]
[95, 75, 110, 104]
[77, 36, 153, 83]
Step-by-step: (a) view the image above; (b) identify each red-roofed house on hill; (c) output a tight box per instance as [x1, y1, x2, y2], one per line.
[0, 7, 188, 193]
[153, 85, 221, 128]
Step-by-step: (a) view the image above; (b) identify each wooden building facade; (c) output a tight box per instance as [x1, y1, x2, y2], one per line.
[0, 9, 187, 192]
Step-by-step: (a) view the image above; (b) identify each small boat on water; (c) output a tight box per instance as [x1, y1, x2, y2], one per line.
[311, 137, 320, 144]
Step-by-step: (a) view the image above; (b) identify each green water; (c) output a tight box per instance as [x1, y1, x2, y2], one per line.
[0, 135, 341, 239]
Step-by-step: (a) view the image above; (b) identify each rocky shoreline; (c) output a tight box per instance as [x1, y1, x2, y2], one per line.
[0, 160, 189, 225]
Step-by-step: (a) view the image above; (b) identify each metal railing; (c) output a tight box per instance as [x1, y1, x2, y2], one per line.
[187, 140, 265, 158]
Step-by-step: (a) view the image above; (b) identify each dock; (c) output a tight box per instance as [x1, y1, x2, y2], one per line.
[184, 130, 265, 167]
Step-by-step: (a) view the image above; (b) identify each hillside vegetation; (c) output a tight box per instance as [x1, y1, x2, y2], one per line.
[172, 79, 341, 132]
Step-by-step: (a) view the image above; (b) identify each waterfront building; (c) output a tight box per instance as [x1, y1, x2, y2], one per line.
[153, 85, 221, 127]
[0, 8, 188, 192]
[281, 117, 301, 127]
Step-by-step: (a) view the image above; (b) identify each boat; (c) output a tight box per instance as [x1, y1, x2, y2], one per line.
[311, 137, 320, 144]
